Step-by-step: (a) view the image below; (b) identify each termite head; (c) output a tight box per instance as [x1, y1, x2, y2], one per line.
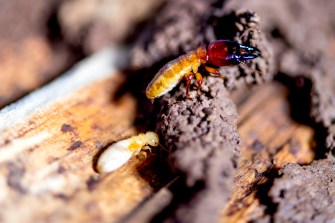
[145, 132, 159, 147]
[206, 40, 260, 66]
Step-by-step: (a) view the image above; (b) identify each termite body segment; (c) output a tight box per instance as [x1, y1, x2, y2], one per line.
[146, 40, 261, 100]
[97, 132, 159, 173]
[146, 44, 207, 100]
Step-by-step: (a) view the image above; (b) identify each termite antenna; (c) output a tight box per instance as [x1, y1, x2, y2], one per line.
[158, 142, 169, 152]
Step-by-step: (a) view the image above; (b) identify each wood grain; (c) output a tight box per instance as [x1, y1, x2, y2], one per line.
[0, 47, 170, 223]
[221, 83, 314, 222]
[0, 59, 315, 223]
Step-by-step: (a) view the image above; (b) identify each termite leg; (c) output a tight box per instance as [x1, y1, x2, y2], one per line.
[137, 145, 151, 158]
[195, 72, 203, 93]
[142, 145, 152, 153]
[204, 66, 223, 78]
[184, 73, 194, 97]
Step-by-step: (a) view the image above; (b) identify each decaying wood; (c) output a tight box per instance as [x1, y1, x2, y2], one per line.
[0, 55, 315, 223]
[0, 3, 318, 222]
[122, 178, 177, 223]
[1, 1, 333, 222]
[222, 83, 314, 222]
[0, 48, 172, 223]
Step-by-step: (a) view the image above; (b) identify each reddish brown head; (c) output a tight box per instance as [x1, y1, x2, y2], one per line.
[206, 40, 260, 66]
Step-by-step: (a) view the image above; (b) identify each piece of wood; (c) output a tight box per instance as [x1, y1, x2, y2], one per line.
[0, 47, 171, 223]
[0, 47, 315, 222]
[221, 83, 315, 222]
[0, 36, 79, 108]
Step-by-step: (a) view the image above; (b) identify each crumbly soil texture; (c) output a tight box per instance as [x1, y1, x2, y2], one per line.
[132, 0, 273, 222]
[131, 0, 335, 222]
[5, 0, 335, 222]
[270, 158, 335, 223]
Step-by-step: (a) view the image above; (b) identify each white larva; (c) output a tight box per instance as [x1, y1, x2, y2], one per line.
[97, 132, 159, 173]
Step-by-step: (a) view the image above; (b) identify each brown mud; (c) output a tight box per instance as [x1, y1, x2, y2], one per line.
[131, 0, 273, 222]
[269, 157, 335, 223]
[130, 0, 335, 222]
[3, 0, 335, 222]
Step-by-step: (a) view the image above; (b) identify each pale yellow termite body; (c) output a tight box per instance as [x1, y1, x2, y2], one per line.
[97, 132, 159, 173]
[146, 45, 207, 100]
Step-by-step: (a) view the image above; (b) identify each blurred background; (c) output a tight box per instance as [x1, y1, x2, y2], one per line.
[2, 0, 335, 109]
[0, 0, 164, 108]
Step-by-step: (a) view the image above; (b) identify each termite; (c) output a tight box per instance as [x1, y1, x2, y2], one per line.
[97, 132, 159, 173]
[145, 40, 261, 100]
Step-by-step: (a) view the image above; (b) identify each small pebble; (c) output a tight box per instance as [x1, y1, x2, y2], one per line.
[235, 22, 244, 31]
[248, 22, 257, 28]
[182, 110, 191, 115]
[202, 107, 213, 115]
[249, 14, 260, 23]
[207, 114, 215, 121]
[199, 95, 207, 101]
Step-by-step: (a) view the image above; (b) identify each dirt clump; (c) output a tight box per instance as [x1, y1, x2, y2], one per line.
[131, 0, 273, 222]
[270, 158, 335, 223]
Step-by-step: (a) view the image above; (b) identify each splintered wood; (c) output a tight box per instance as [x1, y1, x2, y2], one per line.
[0, 69, 315, 222]
[221, 83, 314, 222]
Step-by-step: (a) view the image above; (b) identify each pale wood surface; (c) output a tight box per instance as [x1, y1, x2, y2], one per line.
[0, 48, 315, 222]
